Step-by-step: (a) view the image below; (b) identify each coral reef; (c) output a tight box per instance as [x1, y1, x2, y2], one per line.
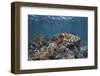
[28, 33, 87, 60]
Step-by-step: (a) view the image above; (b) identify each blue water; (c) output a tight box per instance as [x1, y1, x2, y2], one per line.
[28, 15, 88, 46]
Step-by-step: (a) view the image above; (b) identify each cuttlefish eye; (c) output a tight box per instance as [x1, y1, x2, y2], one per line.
[68, 44, 74, 50]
